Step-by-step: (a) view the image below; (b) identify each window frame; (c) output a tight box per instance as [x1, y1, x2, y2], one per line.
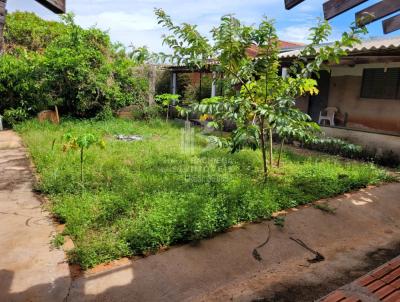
[360, 67, 400, 100]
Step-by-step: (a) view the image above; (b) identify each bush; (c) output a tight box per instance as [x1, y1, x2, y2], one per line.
[4, 12, 66, 51]
[94, 105, 114, 121]
[130, 104, 162, 120]
[0, 12, 149, 119]
[2, 107, 29, 127]
[303, 137, 400, 168]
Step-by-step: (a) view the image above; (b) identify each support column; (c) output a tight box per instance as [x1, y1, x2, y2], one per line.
[211, 72, 217, 97]
[199, 72, 202, 101]
[282, 67, 288, 79]
[171, 72, 177, 94]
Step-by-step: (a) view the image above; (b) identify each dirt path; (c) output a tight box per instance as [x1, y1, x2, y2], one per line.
[0, 130, 399, 302]
[0, 130, 70, 302]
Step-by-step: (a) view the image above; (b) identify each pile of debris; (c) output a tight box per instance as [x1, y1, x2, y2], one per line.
[115, 135, 143, 142]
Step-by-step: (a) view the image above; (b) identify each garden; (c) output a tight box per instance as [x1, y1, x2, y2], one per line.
[1, 10, 396, 269]
[17, 118, 389, 269]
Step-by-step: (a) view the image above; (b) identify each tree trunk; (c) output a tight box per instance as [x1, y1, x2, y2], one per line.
[0, 0, 7, 54]
[268, 128, 273, 169]
[80, 147, 84, 183]
[277, 138, 285, 168]
[259, 117, 268, 179]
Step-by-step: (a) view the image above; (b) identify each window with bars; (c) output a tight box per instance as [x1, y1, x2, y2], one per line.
[360, 68, 400, 99]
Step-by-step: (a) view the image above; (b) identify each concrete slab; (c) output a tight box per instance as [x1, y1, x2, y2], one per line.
[0, 131, 70, 302]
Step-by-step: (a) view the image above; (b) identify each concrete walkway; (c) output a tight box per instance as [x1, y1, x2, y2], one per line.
[0, 130, 399, 302]
[0, 131, 70, 302]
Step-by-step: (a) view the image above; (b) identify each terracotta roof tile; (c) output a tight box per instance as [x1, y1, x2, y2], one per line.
[279, 36, 400, 59]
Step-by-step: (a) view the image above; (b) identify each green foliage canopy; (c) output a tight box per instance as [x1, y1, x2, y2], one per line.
[155, 10, 367, 177]
[0, 12, 149, 118]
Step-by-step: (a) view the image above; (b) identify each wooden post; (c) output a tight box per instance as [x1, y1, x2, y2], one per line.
[34, 0, 65, 14]
[284, 0, 304, 10]
[356, 0, 400, 26]
[323, 0, 367, 20]
[148, 65, 156, 106]
[383, 14, 400, 34]
[0, 0, 7, 54]
[54, 105, 60, 124]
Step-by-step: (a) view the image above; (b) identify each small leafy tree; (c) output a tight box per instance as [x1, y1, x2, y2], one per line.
[155, 93, 180, 121]
[155, 9, 367, 179]
[62, 133, 105, 183]
[175, 104, 191, 121]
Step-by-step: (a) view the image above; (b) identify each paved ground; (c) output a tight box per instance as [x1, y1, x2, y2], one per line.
[0, 131, 70, 302]
[318, 256, 400, 301]
[0, 130, 399, 302]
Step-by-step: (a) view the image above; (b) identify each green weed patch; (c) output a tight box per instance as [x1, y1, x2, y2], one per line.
[17, 119, 390, 269]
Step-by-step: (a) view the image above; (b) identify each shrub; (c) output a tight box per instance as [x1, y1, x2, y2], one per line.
[4, 12, 66, 51]
[3, 107, 29, 127]
[0, 12, 149, 119]
[95, 105, 114, 121]
[302, 137, 400, 168]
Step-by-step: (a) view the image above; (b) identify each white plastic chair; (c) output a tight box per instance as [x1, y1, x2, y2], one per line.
[318, 107, 337, 126]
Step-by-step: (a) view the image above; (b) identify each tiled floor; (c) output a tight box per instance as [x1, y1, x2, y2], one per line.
[319, 256, 400, 302]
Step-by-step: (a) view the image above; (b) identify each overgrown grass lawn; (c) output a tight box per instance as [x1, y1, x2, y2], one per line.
[17, 119, 389, 269]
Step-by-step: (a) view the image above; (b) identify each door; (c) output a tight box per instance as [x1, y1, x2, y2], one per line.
[308, 70, 331, 122]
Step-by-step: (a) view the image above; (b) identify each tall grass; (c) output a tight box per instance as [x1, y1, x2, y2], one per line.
[17, 119, 390, 269]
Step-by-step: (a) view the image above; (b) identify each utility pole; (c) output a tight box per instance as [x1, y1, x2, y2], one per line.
[0, 0, 6, 53]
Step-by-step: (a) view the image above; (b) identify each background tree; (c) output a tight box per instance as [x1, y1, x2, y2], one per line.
[156, 9, 366, 179]
[0, 12, 149, 120]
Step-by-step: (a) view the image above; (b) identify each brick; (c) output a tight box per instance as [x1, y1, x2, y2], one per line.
[372, 266, 396, 279]
[366, 279, 386, 292]
[374, 284, 396, 300]
[391, 278, 400, 289]
[357, 274, 376, 286]
[382, 267, 400, 284]
[342, 296, 361, 302]
[382, 290, 400, 302]
[388, 257, 400, 269]
[321, 290, 347, 302]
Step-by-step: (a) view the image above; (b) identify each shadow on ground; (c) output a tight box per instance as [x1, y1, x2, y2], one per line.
[255, 241, 400, 302]
[0, 241, 399, 302]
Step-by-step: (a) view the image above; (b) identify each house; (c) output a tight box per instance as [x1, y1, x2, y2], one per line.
[280, 36, 400, 155]
[165, 40, 305, 99]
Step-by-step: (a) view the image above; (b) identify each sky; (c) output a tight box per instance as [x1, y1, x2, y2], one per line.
[8, 0, 399, 52]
